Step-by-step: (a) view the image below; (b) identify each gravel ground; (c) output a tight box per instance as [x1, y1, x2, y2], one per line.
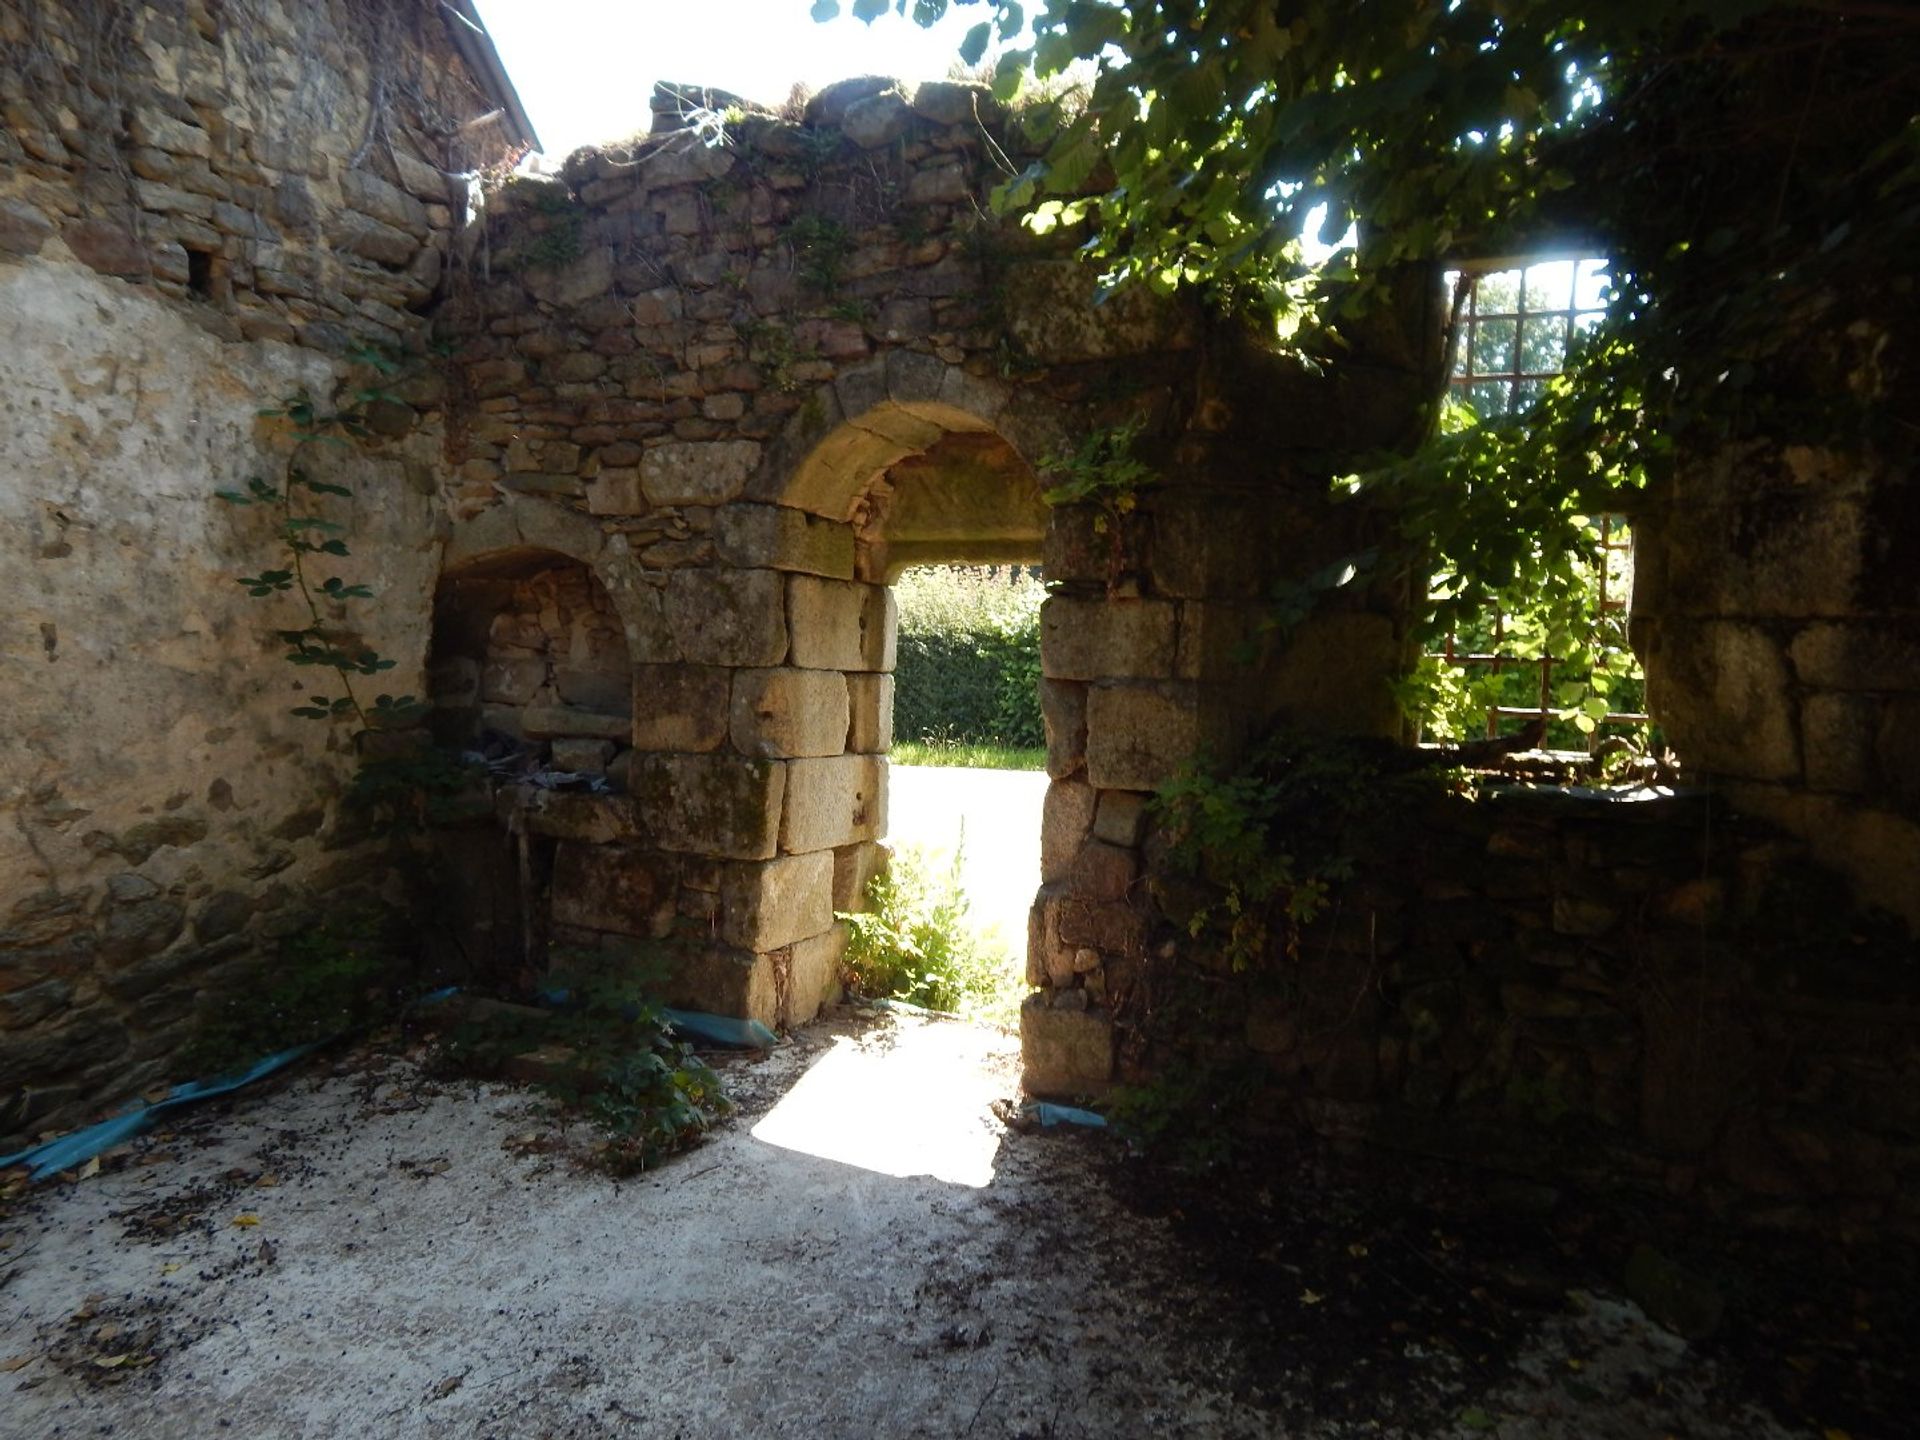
[0, 1010, 1806, 1440]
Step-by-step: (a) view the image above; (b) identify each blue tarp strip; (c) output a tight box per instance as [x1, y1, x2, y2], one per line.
[1025, 1102, 1108, 1130]
[0, 986, 463, 1185]
[661, 1008, 780, 1050]
[0, 1044, 320, 1182]
[534, 988, 779, 1050]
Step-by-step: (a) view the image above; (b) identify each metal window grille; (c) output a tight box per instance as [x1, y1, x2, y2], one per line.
[1431, 259, 1651, 751]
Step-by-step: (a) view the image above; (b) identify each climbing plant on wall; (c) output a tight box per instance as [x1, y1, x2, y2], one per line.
[821, 0, 1920, 726]
[216, 351, 459, 813]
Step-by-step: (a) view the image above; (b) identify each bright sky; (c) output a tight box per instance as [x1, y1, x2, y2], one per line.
[471, 0, 993, 160]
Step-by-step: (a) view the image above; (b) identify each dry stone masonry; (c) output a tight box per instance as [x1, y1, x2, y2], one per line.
[0, 0, 523, 1147]
[3, 5, 1915, 1231]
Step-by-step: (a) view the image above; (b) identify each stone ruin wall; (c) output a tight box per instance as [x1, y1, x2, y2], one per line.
[428, 74, 1428, 1044]
[0, 0, 519, 1149]
[1634, 442, 1920, 931]
[1, 2, 1911, 1229]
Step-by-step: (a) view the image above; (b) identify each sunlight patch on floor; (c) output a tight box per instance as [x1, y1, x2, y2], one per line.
[749, 1021, 1009, 1188]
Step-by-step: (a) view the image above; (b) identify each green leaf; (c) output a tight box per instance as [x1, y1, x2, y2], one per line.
[959, 19, 990, 65]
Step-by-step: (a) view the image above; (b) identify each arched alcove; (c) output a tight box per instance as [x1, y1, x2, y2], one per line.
[427, 547, 636, 781]
[424, 547, 639, 990]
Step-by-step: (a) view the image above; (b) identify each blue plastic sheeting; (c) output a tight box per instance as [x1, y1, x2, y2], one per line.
[1025, 1102, 1108, 1130]
[0, 1044, 319, 1183]
[662, 1009, 779, 1050]
[0, 986, 463, 1186]
[534, 988, 779, 1050]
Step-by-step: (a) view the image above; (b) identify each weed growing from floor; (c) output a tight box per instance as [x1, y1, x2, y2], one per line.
[437, 960, 729, 1177]
[839, 843, 1024, 1024]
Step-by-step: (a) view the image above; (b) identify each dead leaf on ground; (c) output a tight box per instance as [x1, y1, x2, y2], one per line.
[1, 1354, 36, 1372]
[231, 1213, 261, 1228]
[428, 1372, 465, 1400]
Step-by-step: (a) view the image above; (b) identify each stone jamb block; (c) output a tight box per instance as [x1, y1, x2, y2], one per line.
[846, 673, 894, 753]
[1041, 595, 1178, 681]
[785, 924, 847, 1027]
[1040, 678, 1088, 779]
[832, 840, 890, 912]
[730, 667, 851, 759]
[1084, 682, 1206, 792]
[781, 754, 887, 854]
[717, 851, 834, 951]
[1041, 779, 1097, 885]
[1020, 993, 1114, 1097]
[787, 576, 896, 672]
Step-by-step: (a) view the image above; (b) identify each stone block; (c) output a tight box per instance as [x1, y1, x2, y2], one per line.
[787, 576, 895, 672]
[1040, 596, 1177, 680]
[787, 925, 847, 1026]
[1041, 779, 1097, 884]
[129, 107, 210, 158]
[1653, 620, 1800, 782]
[1174, 601, 1266, 681]
[1144, 492, 1304, 600]
[555, 665, 632, 715]
[1264, 612, 1404, 737]
[1788, 622, 1920, 692]
[1092, 790, 1149, 848]
[641, 440, 763, 507]
[341, 166, 429, 233]
[482, 656, 547, 705]
[718, 851, 834, 950]
[842, 90, 911, 148]
[833, 841, 889, 912]
[663, 943, 779, 1029]
[1020, 994, 1113, 1097]
[524, 246, 615, 307]
[551, 738, 615, 774]
[1802, 691, 1877, 793]
[522, 705, 630, 741]
[0, 200, 53, 256]
[1085, 682, 1204, 791]
[1066, 840, 1139, 903]
[587, 468, 645, 515]
[846, 673, 894, 753]
[551, 844, 675, 937]
[630, 664, 731, 752]
[781, 754, 887, 854]
[514, 792, 645, 844]
[731, 668, 850, 759]
[911, 80, 996, 126]
[628, 753, 785, 859]
[666, 568, 788, 667]
[63, 219, 149, 277]
[1877, 696, 1920, 809]
[714, 504, 856, 578]
[331, 211, 417, 266]
[1041, 679, 1088, 779]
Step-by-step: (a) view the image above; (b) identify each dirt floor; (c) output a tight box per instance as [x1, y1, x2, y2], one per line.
[6, 1007, 1897, 1439]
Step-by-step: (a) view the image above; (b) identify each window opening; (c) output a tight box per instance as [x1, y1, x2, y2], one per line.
[185, 246, 215, 300]
[1427, 258, 1652, 758]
